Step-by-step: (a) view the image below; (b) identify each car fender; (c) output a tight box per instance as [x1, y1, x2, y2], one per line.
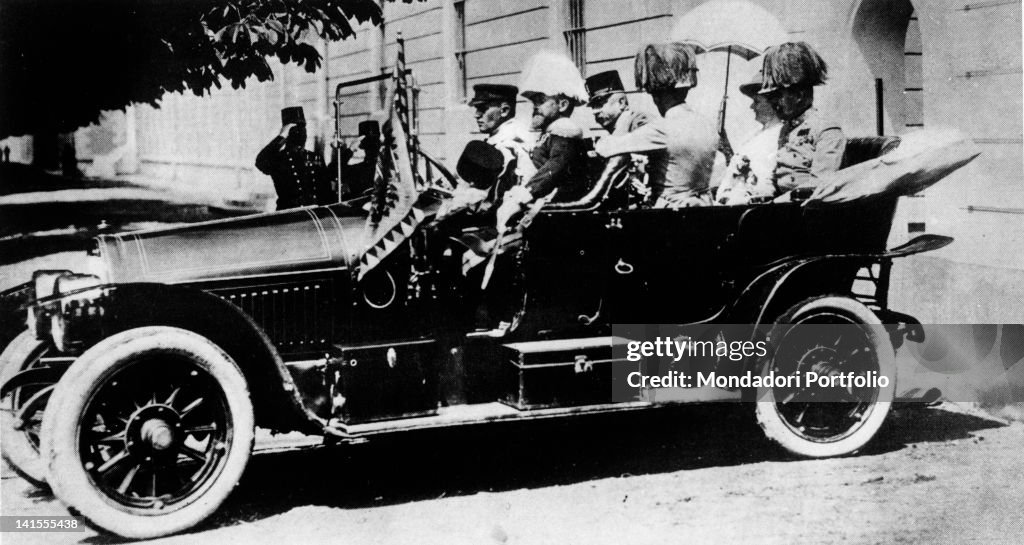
[727, 234, 953, 329]
[79, 282, 324, 434]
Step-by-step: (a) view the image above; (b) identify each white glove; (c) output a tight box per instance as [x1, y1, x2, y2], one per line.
[496, 185, 533, 228]
[438, 183, 487, 219]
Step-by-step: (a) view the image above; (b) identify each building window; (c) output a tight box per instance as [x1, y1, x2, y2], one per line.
[564, 0, 586, 76]
[454, 0, 468, 101]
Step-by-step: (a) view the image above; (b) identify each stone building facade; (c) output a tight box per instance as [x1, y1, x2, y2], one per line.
[4, 0, 1017, 319]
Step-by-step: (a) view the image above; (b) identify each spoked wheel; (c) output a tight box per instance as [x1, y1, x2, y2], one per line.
[42, 327, 254, 539]
[0, 330, 60, 487]
[756, 297, 896, 458]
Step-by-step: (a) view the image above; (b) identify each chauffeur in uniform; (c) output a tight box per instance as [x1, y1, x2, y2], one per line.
[442, 84, 537, 219]
[586, 70, 650, 136]
[472, 83, 536, 186]
[256, 106, 336, 211]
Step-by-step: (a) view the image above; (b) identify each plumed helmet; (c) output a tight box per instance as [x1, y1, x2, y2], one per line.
[759, 42, 829, 94]
[518, 50, 588, 105]
[634, 42, 699, 92]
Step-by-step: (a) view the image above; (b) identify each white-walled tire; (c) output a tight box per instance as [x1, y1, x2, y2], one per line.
[0, 330, 56, 487]
[41, 326, 254, 539]
[755, 296, 896, 458]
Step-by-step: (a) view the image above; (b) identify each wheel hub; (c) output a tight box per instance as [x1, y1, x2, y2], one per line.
[140, 419, 175, 451]
[126, 405, 181, 455]
[798, 346, 840, 376]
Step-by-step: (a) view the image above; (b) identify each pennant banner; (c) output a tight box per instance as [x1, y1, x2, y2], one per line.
[356, 35, 448, 281]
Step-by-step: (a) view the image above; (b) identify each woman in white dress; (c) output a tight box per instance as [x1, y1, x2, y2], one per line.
[714, 71, 783, 205]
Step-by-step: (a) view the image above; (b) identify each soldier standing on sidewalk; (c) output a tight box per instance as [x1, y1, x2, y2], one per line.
[256, 106, 336, 211]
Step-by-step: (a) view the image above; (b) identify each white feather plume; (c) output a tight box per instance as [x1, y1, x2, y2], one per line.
[518, 50, 588, 105]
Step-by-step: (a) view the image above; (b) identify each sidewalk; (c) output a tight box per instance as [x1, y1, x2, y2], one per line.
[0, 162, 272, 214]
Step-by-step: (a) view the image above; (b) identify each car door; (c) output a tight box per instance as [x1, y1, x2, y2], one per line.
[603, 206, 746, 325]
[517, 209, 611, 337]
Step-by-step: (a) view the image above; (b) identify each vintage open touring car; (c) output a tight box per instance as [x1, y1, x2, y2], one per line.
[0, 123, 963, 538]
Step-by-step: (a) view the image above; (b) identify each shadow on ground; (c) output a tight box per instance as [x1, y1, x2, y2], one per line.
[0, 164, 138, 197]
[176, 405, 1003, 536]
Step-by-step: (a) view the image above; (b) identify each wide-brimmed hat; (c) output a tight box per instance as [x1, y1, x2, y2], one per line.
[281, 106, 306, 125]
[468, 84, 519, 106]
[456, 141, 505, 188]
[759, 42, 828, 94]
[634, 42, 699, 92]
[739, 71, 764, 97]
[585, 70, 626, 106]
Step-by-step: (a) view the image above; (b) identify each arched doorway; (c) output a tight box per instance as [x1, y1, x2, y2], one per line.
[851, 0, 918, 135]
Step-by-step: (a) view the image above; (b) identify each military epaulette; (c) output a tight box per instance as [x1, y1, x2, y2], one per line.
[547, 118, 584, 139]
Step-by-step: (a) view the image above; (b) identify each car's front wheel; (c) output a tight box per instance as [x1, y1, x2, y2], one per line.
[755, 296, 896, 458]
[41, 326, 254, 539]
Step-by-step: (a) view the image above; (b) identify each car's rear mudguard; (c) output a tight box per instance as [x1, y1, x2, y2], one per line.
[727, 234, 953, 329]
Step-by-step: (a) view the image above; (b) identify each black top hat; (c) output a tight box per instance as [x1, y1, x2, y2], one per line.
[585, 70, 625, 106]
[468, 84, 519, 106]
[281, 106, 306, 125]
[456, 141, 505, 189]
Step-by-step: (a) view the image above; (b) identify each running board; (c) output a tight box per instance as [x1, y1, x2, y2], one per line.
[327, 401, 651, 437]
[326, 387, 740, 439]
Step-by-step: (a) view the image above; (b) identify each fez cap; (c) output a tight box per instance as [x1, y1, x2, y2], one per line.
[456, 141, 505, 189]
[585, 70, 626, 106]
[468, 84, 519, 106]
[357, 120, 380, 136]
[739, 71, 764, 97]
[281, 106, 306, 125]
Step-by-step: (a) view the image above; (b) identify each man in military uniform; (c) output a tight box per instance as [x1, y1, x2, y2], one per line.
[442, 84, 536, 219]
[472, 83, 536, 186]
[758, 41, 845, 192]
[586, 70, 649, 136]
[256, 106, 336, 211]
[496, 51, 589, 227]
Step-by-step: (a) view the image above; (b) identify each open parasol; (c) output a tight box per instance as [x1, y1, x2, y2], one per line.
[670, 0, 789, 158]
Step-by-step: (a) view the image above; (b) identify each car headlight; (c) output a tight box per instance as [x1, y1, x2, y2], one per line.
[32, 270, 71, 300]
[28, 271, 105, 349]
[53, 273, 102, 297]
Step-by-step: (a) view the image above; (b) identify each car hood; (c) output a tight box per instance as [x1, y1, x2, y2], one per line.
[95, 205, 368, 284]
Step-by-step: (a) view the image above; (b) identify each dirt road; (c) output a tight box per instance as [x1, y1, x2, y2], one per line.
[3, 403, 1021, 545]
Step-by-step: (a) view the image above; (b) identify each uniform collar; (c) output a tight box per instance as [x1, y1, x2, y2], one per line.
[611, 108, 634, 134]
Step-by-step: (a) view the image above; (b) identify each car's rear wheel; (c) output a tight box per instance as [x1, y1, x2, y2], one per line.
[755, 296, 895, 458]
[1, 330, 58, 487]
[41, 326, 254, 539]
